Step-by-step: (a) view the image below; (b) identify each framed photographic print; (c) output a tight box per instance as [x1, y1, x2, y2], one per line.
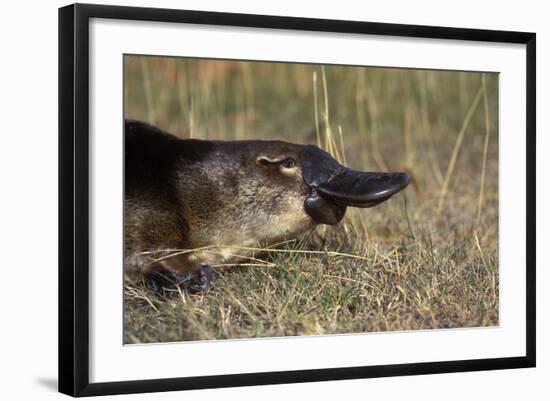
[58, 3, 536, 397]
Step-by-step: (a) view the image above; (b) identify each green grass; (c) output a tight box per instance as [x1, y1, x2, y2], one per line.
[123, 56, 499, 343]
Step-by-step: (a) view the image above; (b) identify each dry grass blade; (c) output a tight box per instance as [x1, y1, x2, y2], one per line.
[419, 71, 444, 186]
[139, 57, 156, 125]
[141, 245, 216, 266]
[313, 71, 321, 148]
[477, 74, 492, 227]
[151, 244, 369, 263]
[365, 93, 388, 170]
[202, 250, 274, 266]
[321, 66, 342, 163]
[139, 242, 371, 271]
[265, 239, 298, 249]
[355, 70, 370, 167]
[321, 66, 332, 153]
[337, 125, 348, 166]
[403, 104, 414, 167]
[436, 81, 484, 215]
[210, 263, 277, 268]
[320, 66, 345, 164]
[125, 285, 158, 311]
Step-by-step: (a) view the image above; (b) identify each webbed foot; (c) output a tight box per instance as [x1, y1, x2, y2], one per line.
[145, 264, 216, 294]
[186, 264, 216, 293]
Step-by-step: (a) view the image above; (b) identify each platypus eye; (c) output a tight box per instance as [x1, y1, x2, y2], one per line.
[280, 158, 296, 169]
[256, 156, 296, 170]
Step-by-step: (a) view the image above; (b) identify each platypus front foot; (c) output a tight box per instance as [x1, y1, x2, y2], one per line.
[186, 264, 216, 293]
[161, 264, 216, 294]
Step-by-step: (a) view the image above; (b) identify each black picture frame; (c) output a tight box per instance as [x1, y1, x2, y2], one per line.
[58, 3, 536, 397]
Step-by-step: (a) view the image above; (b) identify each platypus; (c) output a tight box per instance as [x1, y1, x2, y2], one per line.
[125, 120, 410, 292]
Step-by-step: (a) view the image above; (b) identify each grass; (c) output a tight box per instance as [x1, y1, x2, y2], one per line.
[123, 56, 499, 343]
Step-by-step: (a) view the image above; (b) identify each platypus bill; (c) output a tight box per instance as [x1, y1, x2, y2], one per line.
[125, 120, 410, 292]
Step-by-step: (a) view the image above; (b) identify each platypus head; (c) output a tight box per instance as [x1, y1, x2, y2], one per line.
[249, 141, 410, 226]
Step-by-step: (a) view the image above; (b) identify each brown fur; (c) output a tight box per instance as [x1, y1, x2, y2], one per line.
[124, 120, 314, 282]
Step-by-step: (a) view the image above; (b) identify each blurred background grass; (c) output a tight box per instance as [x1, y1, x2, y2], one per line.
[124, 55, 499, 343]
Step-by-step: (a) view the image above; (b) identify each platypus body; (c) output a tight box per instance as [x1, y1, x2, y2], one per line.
[125, 120, 410, 292]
